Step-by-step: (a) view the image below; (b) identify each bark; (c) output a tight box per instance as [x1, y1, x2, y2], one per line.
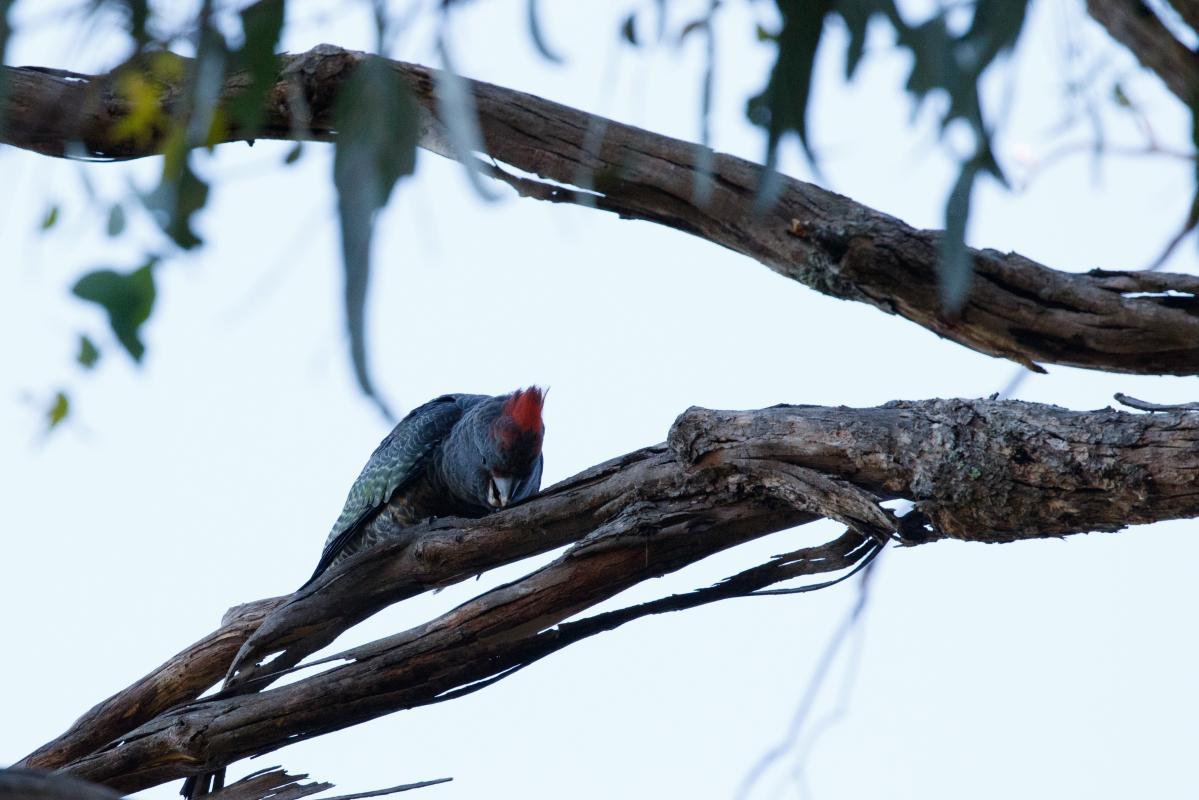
[18, 597, 285, 772]
[0, 769, 123, 800]
[3, 48, 1198, 376]
[17, 398, 1199, 795]
[1086, 0, 1199, 103]
[0, 766, 445, 800]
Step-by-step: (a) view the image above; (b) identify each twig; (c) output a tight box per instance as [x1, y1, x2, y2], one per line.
[1114, 392, 1199, 412]
[321, 777, 452, 799]
[735, 546, 883, 800]
[1144, 195, 1199, 272]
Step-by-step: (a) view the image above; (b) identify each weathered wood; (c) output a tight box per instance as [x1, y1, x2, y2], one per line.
[1114, 391, 1199, 411]
[1086, 0, 1199, 103]
[670, 399, 1199, 542]
[0, 768, 123, 800]
[205, 767, 329, 800]
[2, 47, 1198, 376]
[19, 596, 285, 772]
[16, 399, 1199, 794]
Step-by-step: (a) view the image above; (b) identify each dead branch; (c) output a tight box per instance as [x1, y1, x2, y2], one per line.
[0, 768, 123, 800]
[204, 767, 450, 800]
[1086, 0, 1199, 103]
[1114, 392, 1199, 411]
[14, 398, 1199, 795]
[18, 597, 285, 772]
[3, 47, 1198, 376]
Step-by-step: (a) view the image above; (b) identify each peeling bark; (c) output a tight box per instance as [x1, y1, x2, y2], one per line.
[16, 399, 1199, 794]
[2, 47, 1198, 376]
[18, 597, 284, 773]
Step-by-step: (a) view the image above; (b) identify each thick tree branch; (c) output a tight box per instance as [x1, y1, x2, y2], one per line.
[3, 47, 1198, 376]
[1086, 0, 1199, 103]
[18, 399, 1199, 795]
[19, 597, 285, 772]
[0, 768, 123, 800]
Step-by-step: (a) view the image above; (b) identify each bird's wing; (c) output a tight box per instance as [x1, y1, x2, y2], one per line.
[306, 394, 473, 584]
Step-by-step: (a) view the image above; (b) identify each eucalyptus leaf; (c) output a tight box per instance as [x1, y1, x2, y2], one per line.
[333, 57, 418, 419]
[833, 0, 875, 79]
[435, 39, 503, 202]
[106, 203, 126, 237]
[144, 150, 209, 249]
[527, 0, 565, 63]
[938, 161, 981, 313]
[47, 391, 70, 430]
[228, 0, 286, 131]
[77, 335, 100, 369]
[747, 0, 832, 166]
[113, 0, 150, 47]
[620, 13, 637, 45]
[71, 261, 157, 363]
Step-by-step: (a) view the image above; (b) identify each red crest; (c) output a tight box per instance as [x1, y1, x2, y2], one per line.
[502, 386, 545, 434]
[494, 387, 546, 457]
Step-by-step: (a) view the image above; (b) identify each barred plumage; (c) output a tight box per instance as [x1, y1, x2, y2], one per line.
[306, 388, 545, 584]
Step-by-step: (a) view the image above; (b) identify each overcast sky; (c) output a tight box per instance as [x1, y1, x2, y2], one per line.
[3, 1, 1198, 799]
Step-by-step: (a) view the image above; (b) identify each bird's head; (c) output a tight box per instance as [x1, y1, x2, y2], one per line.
[481, 386, 546, 508]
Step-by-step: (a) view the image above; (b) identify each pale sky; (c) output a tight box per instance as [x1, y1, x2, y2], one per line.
[3, 2, 1198, 799]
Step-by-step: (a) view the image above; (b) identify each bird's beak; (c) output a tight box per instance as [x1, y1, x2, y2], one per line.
[489, 475, 516, 508]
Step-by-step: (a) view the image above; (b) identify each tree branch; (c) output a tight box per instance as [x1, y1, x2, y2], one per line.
[17, 399, 1199, 795]
[3, 47, 1198, 376]
[0, 768, 123, 800]
[18, 596, 285, 771]
[1165, 0, 1199, 35]
[1086, 0, 1199, 103]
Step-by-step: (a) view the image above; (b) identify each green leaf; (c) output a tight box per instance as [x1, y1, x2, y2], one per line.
[833, 1, 874, 79]
[115, 0, 150, 47]
[229, 0, 286, 131]
[77, 335, 101, 369]
[434, 41, 502, 202]
[938, 160, 981, 313]
[71, 261, 157, 362]
[144, 147, 209, 249]
[333, 57, 418, 419]
[620, 13, 638, 45]
[40, 204, 59, 230]
[284, 142, 303, 164]
[1112, 82, 1132, 108]
[106, 203, 127, 237]
[965, 0, 1029, 66]
[747, 0, 832, 166]
[47, 391, 70, 431]
[527, 0, 565, 63]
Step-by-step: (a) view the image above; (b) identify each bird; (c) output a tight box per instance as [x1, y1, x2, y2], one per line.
[183, 389, 544, 799]
[305, 386, 546, 584]
[182, 389, 545, 798]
